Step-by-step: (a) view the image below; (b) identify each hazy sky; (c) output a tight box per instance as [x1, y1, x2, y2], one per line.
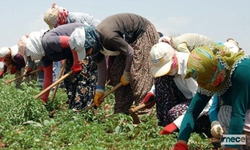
[0, 0, 249, 66]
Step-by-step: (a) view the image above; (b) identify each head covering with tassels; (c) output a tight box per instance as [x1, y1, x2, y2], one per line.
[185, 43, 246, 96]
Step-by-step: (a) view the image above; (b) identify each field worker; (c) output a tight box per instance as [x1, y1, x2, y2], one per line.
[18, 35, 49, 89]
[142, 33, 212, 127]
[143, 42, 211, 136]
[91, 13, 159, 114]
[159, 33, 213, 53]
[209, 42, 250, 149]
[0, 45, 26, 88]
[173, 43, 250, 150]
[44, 3, 100, 29]
[20, 38, 61, 88]
[43, 2, 101, 91]
[24, 23, 98, 112]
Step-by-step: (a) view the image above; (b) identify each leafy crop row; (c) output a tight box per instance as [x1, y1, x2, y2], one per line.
[0, 74, 215, 149]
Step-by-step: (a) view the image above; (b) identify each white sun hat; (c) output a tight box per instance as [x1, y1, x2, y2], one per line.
[150, 42, 175, 77]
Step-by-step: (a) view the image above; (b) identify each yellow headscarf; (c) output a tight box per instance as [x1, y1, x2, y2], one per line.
[185, 43, 245, 96]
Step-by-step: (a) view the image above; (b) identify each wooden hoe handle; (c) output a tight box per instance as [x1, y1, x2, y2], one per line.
[129, 102, 152, 124]
[50, 60, 66, 102]
[7, 68, 40, 83]
[85, 82, 123, 112]
[34, 70, 73, 99]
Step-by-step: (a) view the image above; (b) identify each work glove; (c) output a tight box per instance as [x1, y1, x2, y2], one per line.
[10, 67, 16, 74]
[120, 71, 130, 86]
[172, 142, 188, 150]
[142, 92, 155, 109]
[94, 86, 105, 107]
[0, 70, 4, 78]
[72, 64, 82, 74]
[211, 121, 223, 138]
[159, 123, 178, 135]
[25, 67, 32, 76]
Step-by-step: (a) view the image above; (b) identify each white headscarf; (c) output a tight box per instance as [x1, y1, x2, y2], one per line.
[0, 45, 18, 59]
[0, 47, 10, 58]
[17, 35, 29, 63]
[10, 45, 18, 59]
[26, 29, 47, 61]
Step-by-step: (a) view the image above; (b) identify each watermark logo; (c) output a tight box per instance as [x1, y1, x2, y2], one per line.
[221, 134, 246, 145]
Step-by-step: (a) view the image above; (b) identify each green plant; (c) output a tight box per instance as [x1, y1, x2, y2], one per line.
[0, 74, 215, 149]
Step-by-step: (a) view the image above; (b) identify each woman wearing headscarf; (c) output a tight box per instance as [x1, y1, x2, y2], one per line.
[43, 3, 100, 29]
[18, 35, 42, 86]
[92, 13, 159, 114]
[0, 45, 26, 88]
[208, 42, 250, 149]
[142, 42, 211, 136]
[173, 43, 250, 150]
[24, 23, 98, 111]
[43, 2, 101, 101]
[142, 33, 213, 133]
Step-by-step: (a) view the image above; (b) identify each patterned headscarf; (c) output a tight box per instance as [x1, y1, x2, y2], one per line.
[44, 3, 69, 29]
[185, 43, 245, 96]
[54, 4, 69, 28]
[84, 26, 102, 57]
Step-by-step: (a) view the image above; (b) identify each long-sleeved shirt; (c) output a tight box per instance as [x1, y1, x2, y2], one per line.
[41, 23, 87, 67]
[95, 13, 149, 88]
[172, 33, 213, 53]
[209, 94, 219, 123]
[67, 12, 100, 27]
[39, 23, 87, 101]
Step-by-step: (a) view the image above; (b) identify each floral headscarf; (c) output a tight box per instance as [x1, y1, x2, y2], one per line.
[84, 26, 102, 57]
[54, 4, 69, 28]
[43, 3, 69, 29]
[185, 43, 246, 96]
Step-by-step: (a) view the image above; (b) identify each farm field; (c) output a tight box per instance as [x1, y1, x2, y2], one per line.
[0, 74, 216, 150]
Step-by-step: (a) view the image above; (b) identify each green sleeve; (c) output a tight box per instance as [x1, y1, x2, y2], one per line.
[178, 92, 211, 142]
[224, 61, 250, 149]
[208, 94, 219, 123]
